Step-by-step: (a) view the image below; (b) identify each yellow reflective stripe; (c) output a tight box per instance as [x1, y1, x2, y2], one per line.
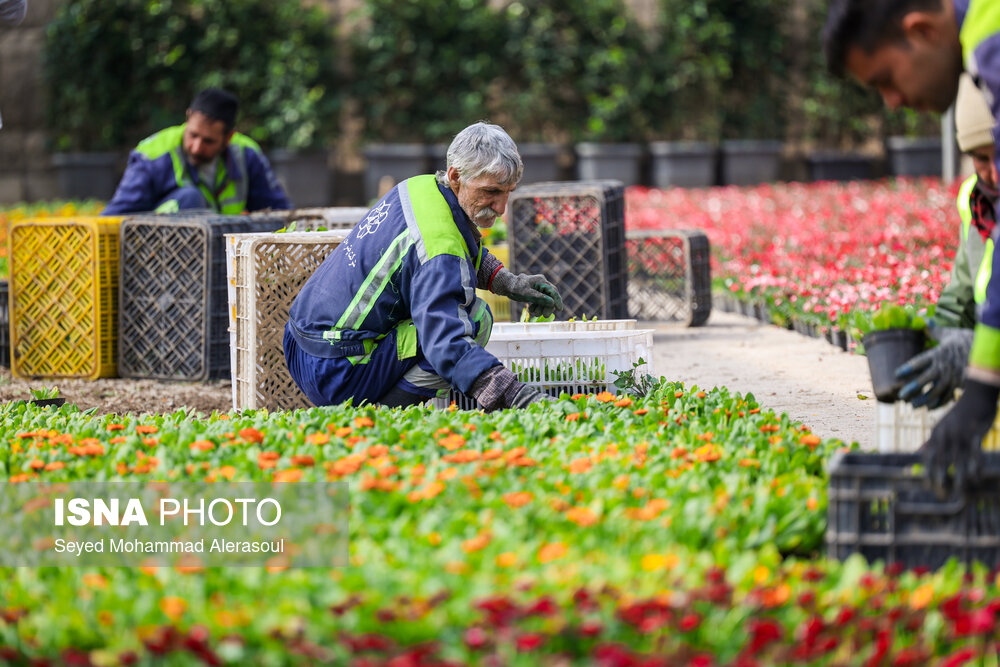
[977, 238, 995, 304]
[971, 322, 1000, 369]
[961, 1, 1000, 70]
[958, 175, 977, 242]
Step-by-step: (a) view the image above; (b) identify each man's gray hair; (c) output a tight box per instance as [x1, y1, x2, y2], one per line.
[435, 122, 523, 187]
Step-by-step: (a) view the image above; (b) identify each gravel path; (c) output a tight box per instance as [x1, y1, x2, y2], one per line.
[648, 310, 876, 449]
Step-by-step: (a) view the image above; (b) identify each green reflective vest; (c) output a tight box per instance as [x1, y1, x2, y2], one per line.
[136, 124, 258, 215]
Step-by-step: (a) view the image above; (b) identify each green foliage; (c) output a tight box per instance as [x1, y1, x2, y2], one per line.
[499, 0, 654, 142]
[44, 0, 340, 152]
[850, 302, 932, 342]
[29, 386, 60, 400]
[612, 358, 658, 397]
[349, 0, 508, 143]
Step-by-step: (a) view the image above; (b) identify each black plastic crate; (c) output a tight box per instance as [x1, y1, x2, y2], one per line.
[827, 451, 1000, 570]
[0, 280, 8, 368]
[118, 213, 285, 381]
[507, 181, 627, 321]
[626, 229, 712, 326]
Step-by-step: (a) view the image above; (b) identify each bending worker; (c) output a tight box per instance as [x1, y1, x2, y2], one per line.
[102, 87, 291, 215]
[823, 0, 1000, 490]
[895, 73, 997, 410]
[284, 121, 563, 409]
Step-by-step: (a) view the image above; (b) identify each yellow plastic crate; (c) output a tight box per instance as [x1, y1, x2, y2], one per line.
[9, 217, 122, 379]
[479, 242, 512, 322]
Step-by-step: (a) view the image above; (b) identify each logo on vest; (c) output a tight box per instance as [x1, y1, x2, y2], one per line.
[357, 199, 392, 239]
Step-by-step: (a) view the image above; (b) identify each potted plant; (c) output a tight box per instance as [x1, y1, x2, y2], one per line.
[855, 303, 930, 403]
[883, 109, 944, 177]
[27, 386, 65, 408]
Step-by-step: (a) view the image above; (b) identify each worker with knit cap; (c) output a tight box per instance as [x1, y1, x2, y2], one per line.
[896, 72, 999, 410]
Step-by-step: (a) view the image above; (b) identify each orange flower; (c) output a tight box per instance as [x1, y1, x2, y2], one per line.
[739, 458, 760, 468]
[136, 425, 158, 435]
[28, 459, 45, 470]
[482, 448, 503, 460]
[273, 468, 303, 483]
[331, 426, 353, 438]
[693, 444, 721, 462]
[489, 430, 504, 441]
[217, 466, 236, 480]
[439, 433, 466, 451]
[799, 434, 822, 448]
[109, 436, 127, 444]
[806, 497, 819, 511]
[670, 446, 688, 459]
[239, 427, 264, 443]
[633, 408, 649, 416]
[613, 397, 633, 408]
[696, 391, 706, 398]
[496, 552, 518, 568]
[594, 391, 616, 403]
[565, 412, 582, 422]
[759, 424, 780, 433]
[504, 447, 528, 461]
[567, 457, 592, 474]
[503, 492, 533, 508]
[106, 424, 125, 432]
[443, 449, 480, 463]
[354, 416, 375, 428]
[259, 451, 280, 461]
[538, 542, 567, 563]
[44, 461, 65, 471]
[367, 444, 389, 458]
[306, 432, 330, 446]
[461, 533, 491, 553]
[761, 584, 791, 608]
[190, 440, 215, 452]
[159, 596, 187, 621]
[674, 391, 684, 398]
[328, 454, 366, 476]
[565, 506, 598, 527]
[290, 455, 315, 467]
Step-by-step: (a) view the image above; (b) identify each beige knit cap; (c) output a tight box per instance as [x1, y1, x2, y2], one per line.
[956, 73, 995, 152]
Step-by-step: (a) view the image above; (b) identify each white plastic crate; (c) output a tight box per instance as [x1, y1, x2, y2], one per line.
[491, 320, 637, 335]
[875, 400, 1000, 453]
[226, 231, 345, 411]
[874, 401, 946, 453]
[434, 327, 654, 410]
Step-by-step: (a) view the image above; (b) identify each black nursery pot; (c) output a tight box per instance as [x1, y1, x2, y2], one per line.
[28, 397, 66, 408]
[862, 328, 927, 403]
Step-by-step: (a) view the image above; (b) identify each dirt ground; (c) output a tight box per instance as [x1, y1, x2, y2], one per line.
[0, 370, 232, 417]
[0, 310, 877, 448]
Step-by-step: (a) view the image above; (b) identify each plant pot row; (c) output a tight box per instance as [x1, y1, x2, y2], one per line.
[48, 136, 944, 209]
[713, 293, 856, 353]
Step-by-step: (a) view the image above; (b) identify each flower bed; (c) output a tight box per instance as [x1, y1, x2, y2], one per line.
[2, 382, 999, 664]
[626, 179, 958, 347]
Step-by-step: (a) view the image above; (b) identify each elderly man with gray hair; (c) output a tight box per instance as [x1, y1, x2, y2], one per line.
[285, 121, 563, 409]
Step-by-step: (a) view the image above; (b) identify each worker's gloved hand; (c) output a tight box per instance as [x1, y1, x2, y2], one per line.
[491, 268, 564, 318]
[510, 384, 548, 408]
[919, 378, 1000, 497]
[895, 327, 974, 409]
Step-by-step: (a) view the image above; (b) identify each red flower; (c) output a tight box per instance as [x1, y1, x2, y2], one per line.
[464, 627, 488, 650]
[939, 647, 980, 667]
[515, 633, 545, 652]
[680, 613, 701, 632]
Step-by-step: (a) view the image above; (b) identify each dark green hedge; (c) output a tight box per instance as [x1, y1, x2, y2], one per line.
[44, 0, 934, 152]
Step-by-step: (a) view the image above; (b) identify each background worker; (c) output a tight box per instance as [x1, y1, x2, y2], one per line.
[896, 73, 998, 409]
[823, 0, 1000, 490]
[101, 87, 291, 215]
[284, 121, 563, 410]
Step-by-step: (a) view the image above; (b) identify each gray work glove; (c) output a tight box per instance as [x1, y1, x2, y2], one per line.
[510, 384, 547, 408]
[895, 327, 974, 409]
[919, 378, 999, 497]
[491, 268, 564, 318]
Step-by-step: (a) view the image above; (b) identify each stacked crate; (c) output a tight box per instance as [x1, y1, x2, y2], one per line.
[227, 231, 347, 411]
[507, 181, 628, 321]
[118, 213, 285, 381]
[626, 229, 712, 326]
[9, 217, 123, 379]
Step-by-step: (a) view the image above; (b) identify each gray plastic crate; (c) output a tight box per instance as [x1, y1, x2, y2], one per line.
[626, 229, 711, 325]
[826, 451, 1000, 570]
[118, 213, 286, 381]
[507, 181, 628, 321]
